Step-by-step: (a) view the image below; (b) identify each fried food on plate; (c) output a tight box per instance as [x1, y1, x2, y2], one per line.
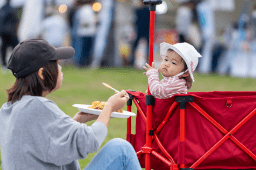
[88, 101, 123, 113]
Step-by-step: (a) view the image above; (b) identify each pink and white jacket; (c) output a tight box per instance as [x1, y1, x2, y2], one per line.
[146, 69, 187, 99]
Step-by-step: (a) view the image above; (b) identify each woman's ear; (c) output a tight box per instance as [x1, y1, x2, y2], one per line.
[38, 68, 44, 80]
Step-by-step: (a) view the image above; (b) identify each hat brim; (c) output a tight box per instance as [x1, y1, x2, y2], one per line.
[51, 47, 75, 60]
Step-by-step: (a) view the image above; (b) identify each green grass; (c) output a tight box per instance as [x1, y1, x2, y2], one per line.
[1, 66, 256, 169]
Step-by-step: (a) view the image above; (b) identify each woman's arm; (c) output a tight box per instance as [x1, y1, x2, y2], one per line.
[73, 112, 98, 123]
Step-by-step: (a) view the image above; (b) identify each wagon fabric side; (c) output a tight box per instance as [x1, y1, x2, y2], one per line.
[126, 91, 256, 170]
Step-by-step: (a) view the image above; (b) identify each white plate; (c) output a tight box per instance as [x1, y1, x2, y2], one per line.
[72, 104, 136, 118]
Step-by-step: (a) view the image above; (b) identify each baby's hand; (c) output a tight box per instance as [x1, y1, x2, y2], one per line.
[143, 62, 155, 75]
[145, 89, 148, 94]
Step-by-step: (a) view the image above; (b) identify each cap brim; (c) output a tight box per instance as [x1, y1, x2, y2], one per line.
[51, 46, 75, 60]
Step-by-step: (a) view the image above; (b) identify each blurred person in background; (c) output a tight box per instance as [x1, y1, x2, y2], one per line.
[0, 0, 19, 72]
[217, 22, 240, 75]
[228, 21, 253, 77]
[186, 0, 202, 52]
[68, 0, 80, 66]
[250, 4, 256, 68]
[68, 1, 78, 49]
[40, 5, 69, 48]
[68, 0, 97, 67]
[216, 22, 234, 75]
[251, 5, 256, 38]
[175, 0, 194, 43]
[70, 0, 97, 67]
[114, 0, 135, 67]
[210, 31, 227, 73]
[18, 0, 44, 41]
[90, 0, 115, 68]
[196, 0, 215, 74]
[130, 0, 150, 67]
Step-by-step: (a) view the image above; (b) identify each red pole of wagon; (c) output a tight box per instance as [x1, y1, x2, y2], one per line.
[148, 11, 155, 68]
[145, 9, 155, 170]
[143, 1, 162, 170]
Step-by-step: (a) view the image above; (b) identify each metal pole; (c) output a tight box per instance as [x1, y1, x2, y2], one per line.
[143, 1, 162, 169]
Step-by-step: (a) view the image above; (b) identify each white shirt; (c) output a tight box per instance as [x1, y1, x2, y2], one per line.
[76, 5, 97, 36]
[41, 14, 68, 47]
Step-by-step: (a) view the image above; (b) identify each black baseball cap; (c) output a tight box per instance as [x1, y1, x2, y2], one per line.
[7, 39, 75, 78]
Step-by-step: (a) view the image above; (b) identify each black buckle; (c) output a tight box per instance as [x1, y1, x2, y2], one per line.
[175, 96, 194, 103]
[145, 130, 154, 136]
[145, 95, 155, 105]
[127, 93, 133, 106]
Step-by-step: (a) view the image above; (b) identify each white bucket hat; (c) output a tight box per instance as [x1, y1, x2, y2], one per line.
[160, 42, 202, 82]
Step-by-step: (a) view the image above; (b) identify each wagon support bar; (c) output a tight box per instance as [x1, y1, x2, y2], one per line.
[175, 96, 195, 168]
[189, 102, 256, 169]
[128, 95, 179, 168]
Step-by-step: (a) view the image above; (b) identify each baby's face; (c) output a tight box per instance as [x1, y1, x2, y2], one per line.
[159, 51, 186, 77]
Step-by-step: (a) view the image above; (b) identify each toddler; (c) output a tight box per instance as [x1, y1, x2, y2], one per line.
[143, 42, 202, 99]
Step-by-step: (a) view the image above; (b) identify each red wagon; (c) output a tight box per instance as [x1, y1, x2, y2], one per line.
[125, 1, 256, 169]
[126, 91, 256, 170]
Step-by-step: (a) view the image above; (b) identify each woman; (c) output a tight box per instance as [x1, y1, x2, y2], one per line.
[0, 39, 141, 170]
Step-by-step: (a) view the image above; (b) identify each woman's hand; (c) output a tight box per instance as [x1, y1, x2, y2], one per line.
[106, 90, 129, 113]
[96, 90, 129, 128]
[73, 112, 99, 123]
[143, 62, 155, 75]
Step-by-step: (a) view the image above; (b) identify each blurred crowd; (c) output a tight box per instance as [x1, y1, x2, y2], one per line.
[0, 0, 148, 71]
[1, 0, 256, 78]
[176, 0, 256, 78]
